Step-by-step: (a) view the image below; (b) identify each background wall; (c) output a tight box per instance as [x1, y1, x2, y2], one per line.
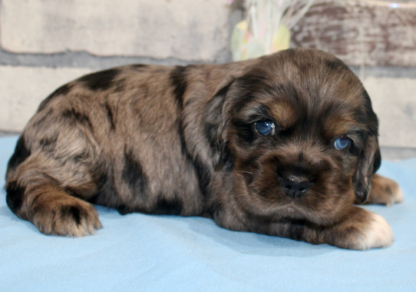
[0, 0, 415, 159]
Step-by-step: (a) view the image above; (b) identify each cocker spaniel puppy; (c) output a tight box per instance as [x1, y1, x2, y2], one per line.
[5, 48, 403, 249]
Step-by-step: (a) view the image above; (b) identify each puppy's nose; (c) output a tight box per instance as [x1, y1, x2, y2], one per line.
[282, 176, 311, 198]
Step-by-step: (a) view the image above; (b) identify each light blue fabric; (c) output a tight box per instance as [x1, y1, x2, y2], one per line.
[1, 135, 415, 291]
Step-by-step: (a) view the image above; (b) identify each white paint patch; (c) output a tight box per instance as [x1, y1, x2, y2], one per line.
[0, 66, 92, 132]
[1, 0, 229, 61]
[364, 77, 416, 148]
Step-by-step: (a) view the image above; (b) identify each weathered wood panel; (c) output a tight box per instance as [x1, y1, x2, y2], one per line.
[0, 0, 230, 61]
[291, 1, 416, 67]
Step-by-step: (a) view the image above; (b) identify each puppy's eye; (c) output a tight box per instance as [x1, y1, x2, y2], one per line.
[334, 136, 352, 150]
[255, 121, 275, 136]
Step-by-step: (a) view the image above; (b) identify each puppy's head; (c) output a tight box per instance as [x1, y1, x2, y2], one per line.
[209, 48, 380, 225]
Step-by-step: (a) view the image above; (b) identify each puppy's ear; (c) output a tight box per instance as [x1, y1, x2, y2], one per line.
[353, 135, 381, 202]
[202, 78, 235, 171]
[353, 91, 381, 202]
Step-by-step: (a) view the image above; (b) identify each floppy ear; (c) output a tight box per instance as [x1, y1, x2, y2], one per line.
[202, 78, 235, 171]
[353, 90, 382, 203]
[353, 134, 381, 203]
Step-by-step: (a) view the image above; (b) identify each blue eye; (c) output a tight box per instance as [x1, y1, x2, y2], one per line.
[255, 121, 275, 136]
[334, 136, 351, 150]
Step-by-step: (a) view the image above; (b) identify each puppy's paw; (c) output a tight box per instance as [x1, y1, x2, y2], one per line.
[326, 208, 394, 250]
[32, 198, 102, 237]
[367, 174, 403, 206]
[350, 213, 394, 250]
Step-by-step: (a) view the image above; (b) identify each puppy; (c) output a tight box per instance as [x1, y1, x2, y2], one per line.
[5, 48, 403, 250]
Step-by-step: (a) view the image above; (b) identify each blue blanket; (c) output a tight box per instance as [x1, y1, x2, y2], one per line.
[1, 136, 415, 291]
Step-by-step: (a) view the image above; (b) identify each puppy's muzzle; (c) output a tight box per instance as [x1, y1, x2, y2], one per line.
[281, 175, 312, 199]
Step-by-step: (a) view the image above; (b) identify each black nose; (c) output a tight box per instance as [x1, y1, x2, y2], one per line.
[282, 176, 311, 198]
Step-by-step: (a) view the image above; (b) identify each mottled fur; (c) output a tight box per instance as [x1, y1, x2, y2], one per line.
[5, 49, 402, 249]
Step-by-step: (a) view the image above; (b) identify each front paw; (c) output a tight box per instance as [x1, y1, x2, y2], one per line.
[351, 212, 394, 250]
[367, 174, 403, 206]
[326, 208, 394, 250]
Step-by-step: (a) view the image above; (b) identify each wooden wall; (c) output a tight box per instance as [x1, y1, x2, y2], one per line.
[291, 1, 416, 67]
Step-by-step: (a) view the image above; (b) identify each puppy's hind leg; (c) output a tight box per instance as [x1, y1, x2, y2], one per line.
[7, 181, 102, 237]
[6, 144, 103, 237]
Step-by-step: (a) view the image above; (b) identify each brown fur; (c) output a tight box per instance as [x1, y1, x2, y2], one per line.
[5, 49, 402, 249]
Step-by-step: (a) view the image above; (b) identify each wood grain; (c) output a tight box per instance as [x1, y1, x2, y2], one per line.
[291, 1, 416, 67]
